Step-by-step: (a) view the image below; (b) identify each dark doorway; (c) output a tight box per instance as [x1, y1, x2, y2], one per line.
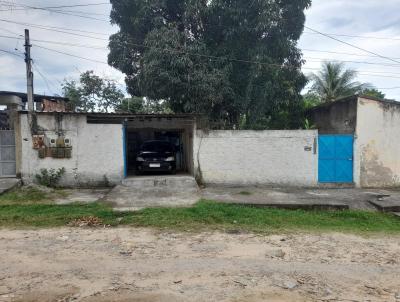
[126, 129, 186, 175]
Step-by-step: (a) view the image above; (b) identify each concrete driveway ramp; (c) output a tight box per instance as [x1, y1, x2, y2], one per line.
[105, 175, 200, 211]
[0, 178, 21, 194]
[369, 196, 400, 212]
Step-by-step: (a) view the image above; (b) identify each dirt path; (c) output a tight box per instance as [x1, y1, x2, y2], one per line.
[1, 228, 400, 302]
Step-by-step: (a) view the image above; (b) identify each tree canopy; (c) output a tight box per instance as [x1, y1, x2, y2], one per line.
[308, 62, 370, 103]
[108, 0, 311, 129]
[361, 88, 386, 99]
[62, 71, 124, 113]
[115, 97, 172, 114]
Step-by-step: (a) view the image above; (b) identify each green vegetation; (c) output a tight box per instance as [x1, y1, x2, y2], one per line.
[361, 88, 386, 99]
[108, 0, 311, 129]
[0, 187, 68, 206]
[308, 62, 369, 103]
[62, 70, 124, 113]
[0, 187, 49, 205]
[35, 168, 66, 188]
[238, 191, 252, 196]
[0, 203, 116, 228]
[1, 199, 399, 234]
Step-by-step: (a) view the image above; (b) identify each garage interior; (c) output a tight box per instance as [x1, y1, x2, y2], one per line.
[124, 115, 197, 176]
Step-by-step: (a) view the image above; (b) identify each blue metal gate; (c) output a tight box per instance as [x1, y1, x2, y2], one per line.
[318, 135, 354, 183]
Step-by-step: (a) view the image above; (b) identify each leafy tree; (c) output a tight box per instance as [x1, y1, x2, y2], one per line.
[116, 97, 144, 113]
[302, 92, 322, 109]
[62, 71, 124, 112]
[361, 88, 385, 99]
[309, 62, 369, 103]
[116, 97, 173, 114]
[108, 0, 311, 129]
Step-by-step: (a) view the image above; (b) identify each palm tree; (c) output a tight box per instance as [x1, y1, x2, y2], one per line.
[309, 62, 369, 103]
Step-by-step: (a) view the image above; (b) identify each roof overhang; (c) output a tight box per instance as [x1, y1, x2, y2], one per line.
[0, 94, 23, 106]
[18, 111, 200, 124]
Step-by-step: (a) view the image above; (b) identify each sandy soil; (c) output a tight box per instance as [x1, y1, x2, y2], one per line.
[1, 228, 400, 302]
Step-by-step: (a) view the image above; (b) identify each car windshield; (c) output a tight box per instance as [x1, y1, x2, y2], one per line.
[141, 141, 174, 153]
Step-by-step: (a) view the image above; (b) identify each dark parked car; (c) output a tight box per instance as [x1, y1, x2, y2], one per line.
[135, 140, 176, 174]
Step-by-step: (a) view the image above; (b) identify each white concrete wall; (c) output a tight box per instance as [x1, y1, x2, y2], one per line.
[194, 130, 318, 186]
[20, 113, 124, 186]
[355, 98, 400, 187]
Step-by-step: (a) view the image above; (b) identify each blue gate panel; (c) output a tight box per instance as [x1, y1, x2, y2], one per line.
[335, 159, 353, 183]
[335, 136, 353, 159]
[318, 135, 354, 183]
[318, 159, 335, 183]
[319, 136, 335, 159]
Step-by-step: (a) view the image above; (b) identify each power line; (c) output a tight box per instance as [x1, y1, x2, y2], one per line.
[3, 33, 400, 81]
[3, 3, 397, 43]
[2, 22, 400, 71]
[4, 35, 400, 71]
[2, 20, 398, 69]
[3, 45, 400, 92]
[33, 44, 109, 65]
[0, 33, 302, 69]
[2, 24, 400, 83]
[0, 48, 23, 57]
[0, 27, 22, 36]
[8, 35, 400, 71]
[0, 19, 109, 36]
[304, 26, 400, 65]
[0, 34, 106, 44]
[0, 1, 109, 13]
[0, 1, 110, 9]
[305, 57, 400, 68]
[0, 7, 108, 17]
[0, 19, 109, 40]
[2, 19, 399, 66]
[28, 41, 400, 76]
[0, 1, 108, 21]
[32, 59, 62, 91]
[356, 73, 400, 79]
[30, 43, 400, 80]
[301, 48, 400, 60]
[303, 31, 400, 42]
[32, 63, 55, 95]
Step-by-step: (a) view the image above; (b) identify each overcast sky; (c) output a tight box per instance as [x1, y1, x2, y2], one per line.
[0, 0, 399, 100]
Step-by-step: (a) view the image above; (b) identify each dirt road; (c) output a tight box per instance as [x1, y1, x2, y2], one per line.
[1, 228, 400, 301]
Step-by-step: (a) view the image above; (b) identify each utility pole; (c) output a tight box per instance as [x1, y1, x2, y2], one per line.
[24, 29, 34, 112]
[24, 29, 37, 134]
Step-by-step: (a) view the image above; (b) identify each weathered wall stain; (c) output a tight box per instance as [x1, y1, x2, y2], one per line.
[19, 113, 124, 187]
[356, 97, 400, 188]
[308, 98, 357, 134]
[360, 143, 396, 188]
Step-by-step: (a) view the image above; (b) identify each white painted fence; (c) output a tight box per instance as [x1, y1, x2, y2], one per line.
[194, 130, 318, 186]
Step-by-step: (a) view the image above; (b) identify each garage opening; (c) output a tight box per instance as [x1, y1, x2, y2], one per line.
[124, 115, 196, 176]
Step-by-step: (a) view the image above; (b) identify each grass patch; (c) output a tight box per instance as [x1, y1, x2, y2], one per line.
[0, 187, 70, 206]
[0, 200, 400, 234]
[0, 187, 49, 205]
[238, 191, 252, 196]
[0, 203, 120, 228]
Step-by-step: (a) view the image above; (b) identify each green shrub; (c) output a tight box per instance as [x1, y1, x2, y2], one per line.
[35, 168, 66, 188]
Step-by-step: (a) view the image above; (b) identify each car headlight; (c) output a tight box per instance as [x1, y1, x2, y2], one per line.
[165, 156, 175, 162]
[136, 156, 145, 162]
